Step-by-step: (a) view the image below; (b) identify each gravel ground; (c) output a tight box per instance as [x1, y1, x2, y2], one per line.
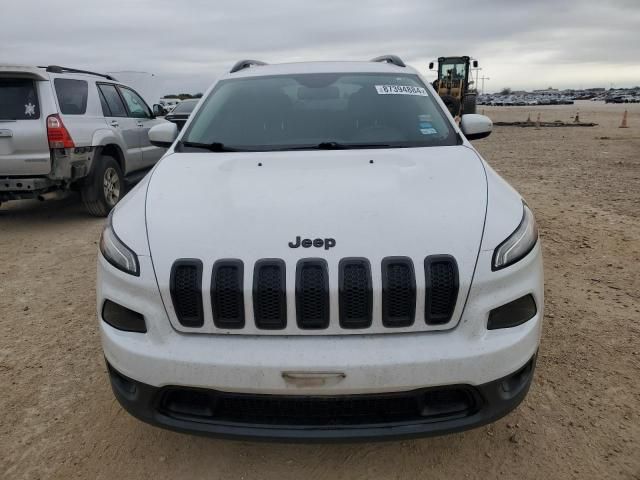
[1, 101, 639, 479]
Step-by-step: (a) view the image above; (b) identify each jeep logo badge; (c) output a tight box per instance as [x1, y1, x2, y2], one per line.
[288, 236, 336, 250]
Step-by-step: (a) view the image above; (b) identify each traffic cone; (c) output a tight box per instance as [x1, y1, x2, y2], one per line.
[535, 113, 541, 129]
[619, 110, 629, 128]
[574, 110, 580, 123]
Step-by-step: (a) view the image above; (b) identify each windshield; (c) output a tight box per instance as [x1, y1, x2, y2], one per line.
[171, 100, 198, 114]
[0, 79, 40, 120]
[182, 73, 457, 151]
[439, 61, 467, 82]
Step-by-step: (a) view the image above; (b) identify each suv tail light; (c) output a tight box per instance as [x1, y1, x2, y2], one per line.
[47, 114, 75, 148]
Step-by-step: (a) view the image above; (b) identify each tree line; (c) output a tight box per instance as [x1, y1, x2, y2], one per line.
[162, 93, 204, 100]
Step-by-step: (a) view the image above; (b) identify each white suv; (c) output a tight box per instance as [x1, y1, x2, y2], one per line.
[98, 56, 543, 441]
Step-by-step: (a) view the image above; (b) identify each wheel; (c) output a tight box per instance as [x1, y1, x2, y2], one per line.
[81, 155, 124, 217]
[440, 94, 461, 117]
[463, 94, 477, 114]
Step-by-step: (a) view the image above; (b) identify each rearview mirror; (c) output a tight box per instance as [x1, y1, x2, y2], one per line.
[460, 114, 492, 140]
[472, 60, 478, 68]
[428, 62, 434, 70]
[149, 122, 178, 148]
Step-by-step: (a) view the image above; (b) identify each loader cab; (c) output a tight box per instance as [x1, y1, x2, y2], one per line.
[439, 57, 471, 85]
[429, 56, 479, 117]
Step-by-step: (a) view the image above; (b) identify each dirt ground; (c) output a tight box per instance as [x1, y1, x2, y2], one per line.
[1, 101, 639, 479]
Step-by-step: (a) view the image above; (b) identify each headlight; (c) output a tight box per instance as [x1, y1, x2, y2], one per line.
[492, 203, 538, 271]
[100, 212, 140, 276]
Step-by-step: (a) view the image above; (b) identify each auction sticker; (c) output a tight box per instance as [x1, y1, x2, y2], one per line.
[375, 85, 428, 96]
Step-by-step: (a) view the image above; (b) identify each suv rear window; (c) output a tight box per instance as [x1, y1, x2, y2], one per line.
[54, 78, 88, 115]
[0, 79, 40, 120]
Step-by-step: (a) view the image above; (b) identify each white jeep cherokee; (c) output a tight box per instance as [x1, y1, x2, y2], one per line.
[97, 56, 543, 441]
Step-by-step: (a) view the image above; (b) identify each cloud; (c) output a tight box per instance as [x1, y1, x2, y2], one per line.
[1, 0, 638, 94]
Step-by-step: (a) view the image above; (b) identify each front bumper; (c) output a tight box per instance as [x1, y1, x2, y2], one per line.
[98, 244, 543, 440]
[107, 353, 536, 441]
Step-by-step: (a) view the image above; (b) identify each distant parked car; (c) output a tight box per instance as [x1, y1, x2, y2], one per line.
[159, 98, 182, 113]
[164, 99, 199, 131]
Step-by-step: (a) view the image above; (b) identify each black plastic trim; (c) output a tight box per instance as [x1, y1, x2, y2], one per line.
[295, 258, 330, 330]
[106, 353, 537, 442]
[44, 65, 117, 80]
[424, 255, 459, 325]
[381, 256, 416, 327]
[339, 258, 373, 329]
[211, 259, 245, 329]
[170, 259, 204, 328]
[101, 299, 146, 333]
[253, 259, 287, 330]
[230, 59, 268, 73]
[487, 294, 537, 330]
[370, 55, 406, 68]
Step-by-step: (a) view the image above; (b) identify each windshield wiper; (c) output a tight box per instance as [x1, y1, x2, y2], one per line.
[281, 142, 393, 151]
[179, 140, 248, 152]
[179, 140, 397, 152]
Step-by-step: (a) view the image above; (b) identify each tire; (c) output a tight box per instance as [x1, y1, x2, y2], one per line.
[81, 155, 124, 217]
[440, 94, 461, 117]
[463, 94, 477, 114]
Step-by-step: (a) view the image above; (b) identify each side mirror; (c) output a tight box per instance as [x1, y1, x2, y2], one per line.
[472, 60, 479, 68]
[460, 114, 492, 140]
[428, 62, 434, 70]
[149, 122, 178, 148]
[152, 104, 165, 116]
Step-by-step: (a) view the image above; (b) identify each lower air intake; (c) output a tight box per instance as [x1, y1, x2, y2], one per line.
[159, 386, 478, 426]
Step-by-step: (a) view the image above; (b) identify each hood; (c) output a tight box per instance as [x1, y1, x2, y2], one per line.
[146, 146, 487, 334]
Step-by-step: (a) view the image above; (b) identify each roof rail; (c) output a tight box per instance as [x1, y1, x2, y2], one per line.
[370, 55, 406, 68]
[42, 65, 117, 81]
[229, 59, 268, 74]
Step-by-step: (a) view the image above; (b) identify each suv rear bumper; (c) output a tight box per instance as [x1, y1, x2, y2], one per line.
[107, 354, 536, 442]
[0, 177, 55, 192]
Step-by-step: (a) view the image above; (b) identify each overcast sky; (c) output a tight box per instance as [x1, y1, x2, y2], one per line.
[2, 0, 639, 96]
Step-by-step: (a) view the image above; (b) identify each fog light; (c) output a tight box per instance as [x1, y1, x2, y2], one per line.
[487, 294, 537, 330]
[102, 300, 146, 333]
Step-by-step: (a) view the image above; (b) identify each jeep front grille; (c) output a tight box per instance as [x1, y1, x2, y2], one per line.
[211, 259, 245, 329]
[170, 259, 204, 327]
[339, 258, 373, 329]
[169, 256, 459, 334]
[381, 257, 416, 327]
[253, 259, 287, 329]
[296, 259, 330, 329]
[425, 255, 459, 325]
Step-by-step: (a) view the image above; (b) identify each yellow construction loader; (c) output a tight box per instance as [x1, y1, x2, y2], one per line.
[429, 56, 478, 117]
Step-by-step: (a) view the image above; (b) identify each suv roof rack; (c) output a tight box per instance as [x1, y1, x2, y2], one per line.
[370, 55, 406, 68]
[41, 65, 117, 81]
[229, 60, 268, 74]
